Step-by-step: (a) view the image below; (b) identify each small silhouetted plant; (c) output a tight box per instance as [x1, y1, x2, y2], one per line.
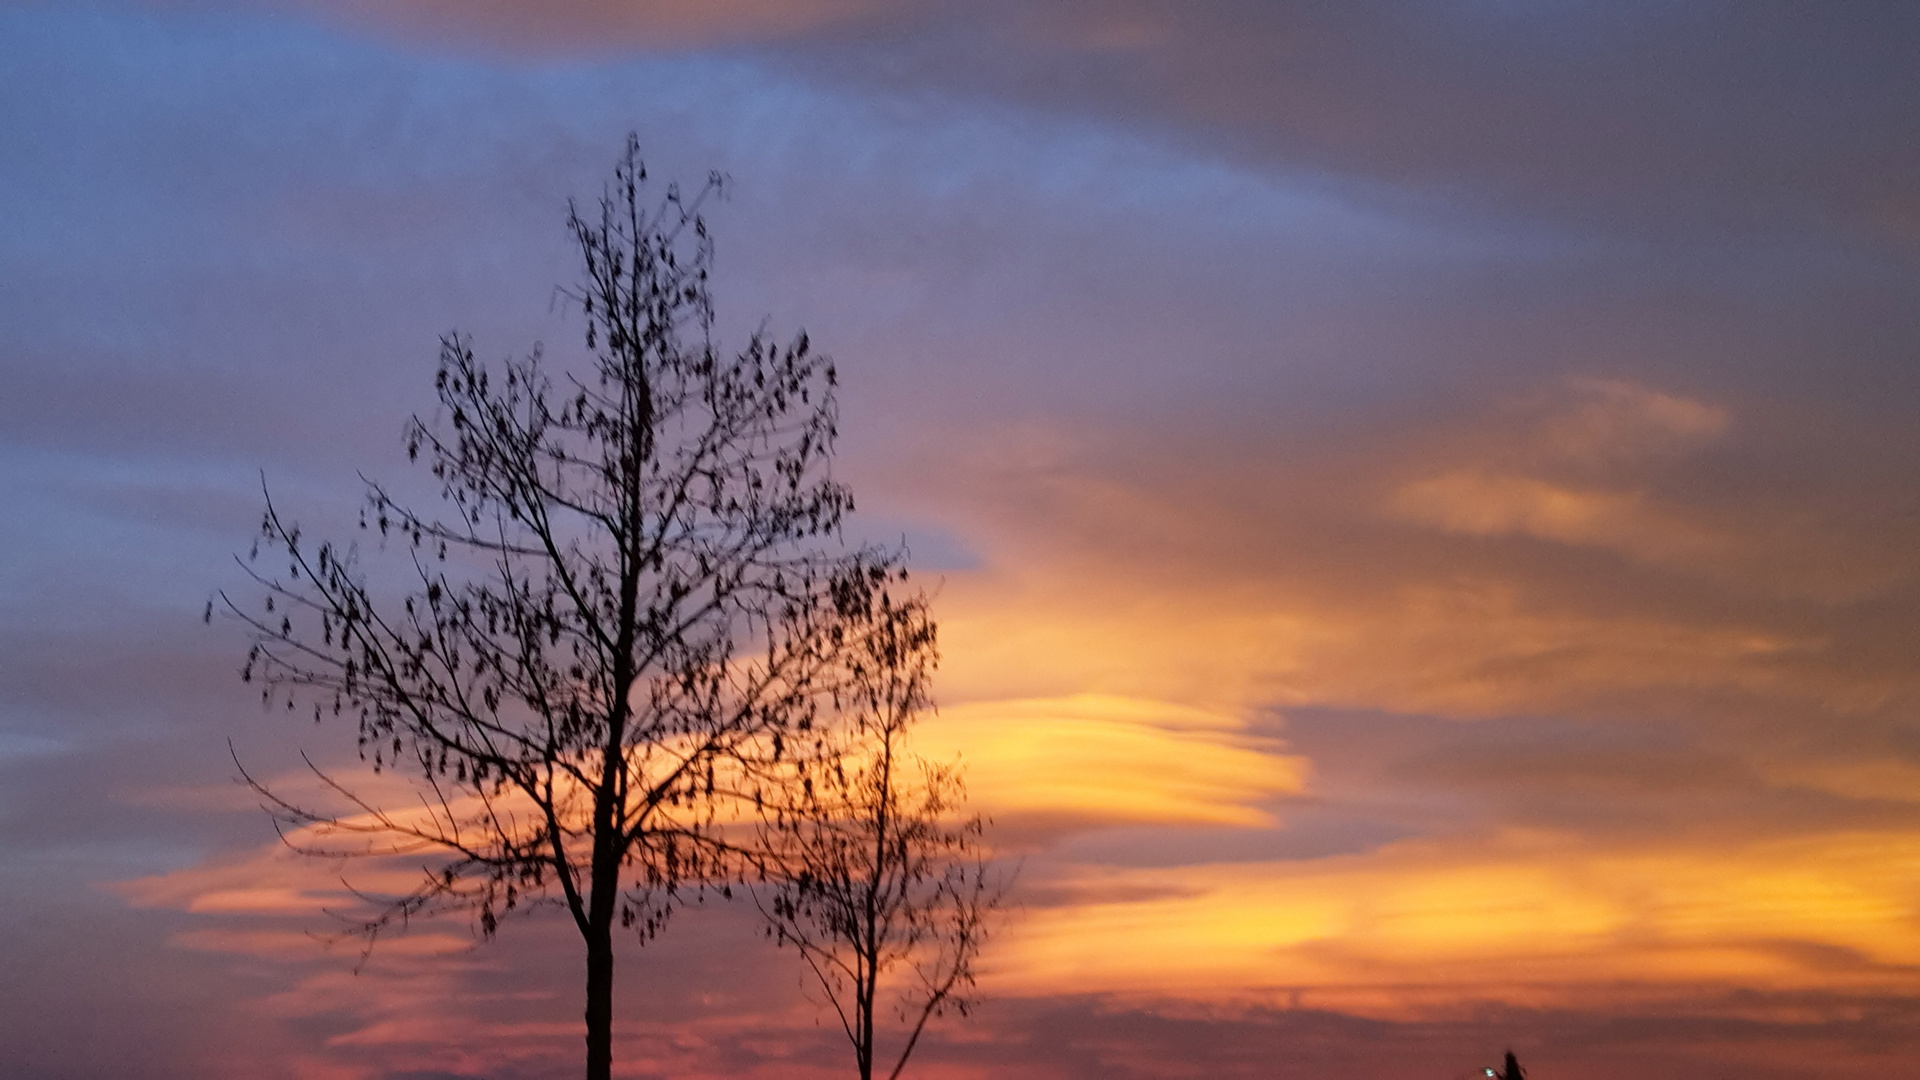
[756, 591, 1003, 1080]
[220, 136, 910, 1080]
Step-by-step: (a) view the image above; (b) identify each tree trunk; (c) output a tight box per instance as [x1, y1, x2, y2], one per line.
[585, 911, 615, 1080]
[857, 967, 875, 1080]
[583, 794, 621, 1080]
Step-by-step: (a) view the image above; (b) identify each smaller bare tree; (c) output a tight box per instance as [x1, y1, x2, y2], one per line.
[758, 592, 1002, 1080]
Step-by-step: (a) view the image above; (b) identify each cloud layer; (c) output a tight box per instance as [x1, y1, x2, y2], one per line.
[5, 3, 1920, 1078]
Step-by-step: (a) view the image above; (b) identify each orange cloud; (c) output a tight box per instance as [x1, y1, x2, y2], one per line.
[992, 829, 1920, 1015]
[1387, 470, 1723, 565]
[1527, 377, 1729, 466]
[928, 541, 1827, 725]
[1378, 378, 1907, 601]
[916, 694, 1306, 828]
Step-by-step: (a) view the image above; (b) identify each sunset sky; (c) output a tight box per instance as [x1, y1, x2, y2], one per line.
[6, 3, 1920, 1078]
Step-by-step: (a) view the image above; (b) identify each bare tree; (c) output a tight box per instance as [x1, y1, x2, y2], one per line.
[221, 137, 902, 1080]
[759, 591, 1002, 1080]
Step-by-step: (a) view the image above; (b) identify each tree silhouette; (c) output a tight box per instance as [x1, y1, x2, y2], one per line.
[221, 136, 904, 1080]
[758, 590, 1002, 1080]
